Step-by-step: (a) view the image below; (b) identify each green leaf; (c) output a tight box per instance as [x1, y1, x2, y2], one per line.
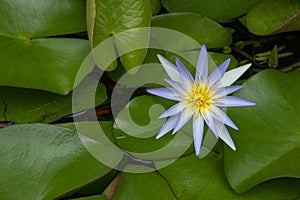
[246, 0, 300, 35]
[59, 121, 116, 146]
[151, 0, 161, 15]
[224, 70, 300, 192]
[0, 0, 86, 37]
[161, 155, 300, 199]
[161, 0, 261, 23]
[0, 0, 90, 95]
[111, 172, 177, 200]
[151, 13, 232, 48]
[57, 122, 118, 199]
[86, 0, 152, 72]
[0, 77, 107, 123]
[111, 154, 300, 199]
[0, 124, 112, 200]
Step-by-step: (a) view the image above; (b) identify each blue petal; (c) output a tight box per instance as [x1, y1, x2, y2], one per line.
[215, 121, 236, 150]
[208, 58, 230, 88]
[172, 109, 193, 134]
[159, 102, 187, 118]
[164, 78, 187, 96]
[193, 114, 204, 156]
[147, 88, 180, 101]
[201, 111, 218, 138]
[210, 105, 238, 130]
[175, 58, 194, 81]
[157, 54, 181, 82]
[195, 45, 208, 82]
[156, 115, 180, 139]
[215, 96, 256, 107]
[212, 85, 243, 99]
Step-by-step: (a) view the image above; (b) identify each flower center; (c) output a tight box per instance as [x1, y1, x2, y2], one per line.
[188, 84, 212, 114]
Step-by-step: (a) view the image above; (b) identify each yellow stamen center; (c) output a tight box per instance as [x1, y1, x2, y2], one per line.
[187, 84, 212, 114]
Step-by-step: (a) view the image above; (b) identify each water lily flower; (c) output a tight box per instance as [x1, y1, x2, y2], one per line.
[147, 45, 256, 156]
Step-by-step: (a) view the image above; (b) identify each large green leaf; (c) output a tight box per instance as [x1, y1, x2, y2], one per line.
[0, 77, 107, 123]
[111, 154, 300, 199]
[224, 70, 300, 192]
[57, 122, 118, 199]
[0, 0, 90, 94]
[161, 0, 261, 23]
[86, 0, 152, 72]
[151, 13, 232, 48]
[246, 0, 300, 35]
[0, 0, 86, 37]
[0, 123, 112, 200]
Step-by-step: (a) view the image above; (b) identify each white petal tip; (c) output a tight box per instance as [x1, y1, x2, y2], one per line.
[242, 63, 252, 69]
[229, 122, 239, 130]
[146, 88, 154, 94]
[156, 128, 170, 139]
[158, 114, 166, 119]
[225, 142, 236, 151]
[157, 54, 164, 61]
[156, 131, 168, 139]
[156, 135, 162, 139]
[245, 101, 256, 106]
[229, 125, 238, 131]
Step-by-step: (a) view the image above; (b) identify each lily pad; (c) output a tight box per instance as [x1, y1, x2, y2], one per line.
[111, 154, 300, 199]
[86, 0, 152, 72]
[0, 124, 112, 200]
[246, 0, 300, 35]
[0, 77, 107, 123]
[0, 0, 90, 95]
[224, 70, 300, 192]
[161, 0, 261, 23]
[151, 13, 232, 48]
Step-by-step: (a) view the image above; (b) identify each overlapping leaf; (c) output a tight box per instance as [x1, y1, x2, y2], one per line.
[161, 0, 261, 23]
[86, 0, 152, 72]
[0, 77, 107, 123]
[152, 13, 232, 48]
[246, 0, 300, 35]
[0, 0, 90, 94]
[111, 154, 300, 199]
[224, 70, 300, 192]
[0, 123, 113, 200]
